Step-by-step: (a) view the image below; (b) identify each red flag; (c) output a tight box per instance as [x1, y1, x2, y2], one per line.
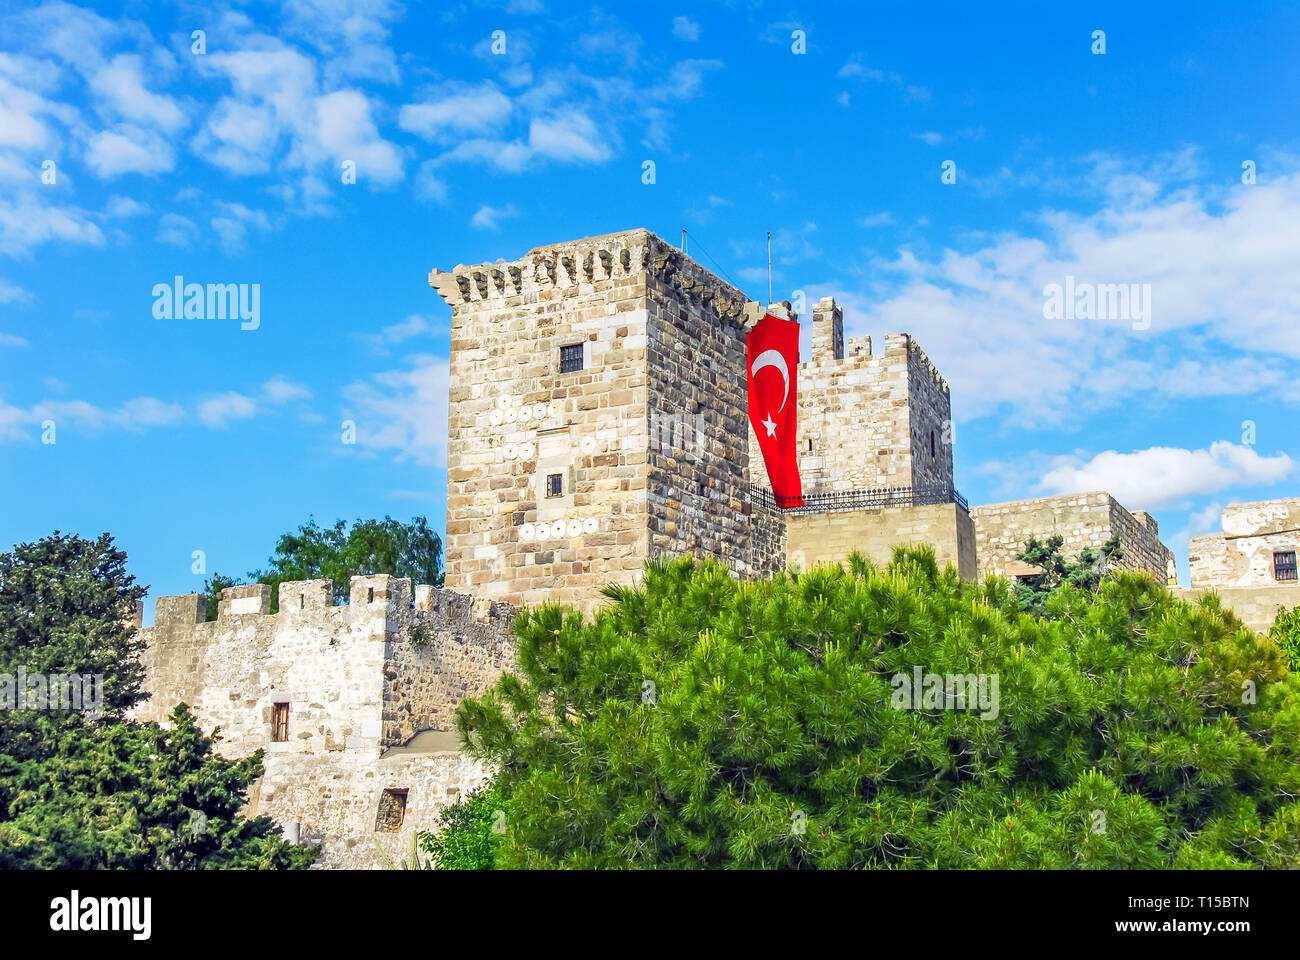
[747, 312, 802, 505]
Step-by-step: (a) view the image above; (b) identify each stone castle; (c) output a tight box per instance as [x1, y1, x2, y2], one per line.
[427, 228, 1174, 608]
[133, 228, 1293, 867]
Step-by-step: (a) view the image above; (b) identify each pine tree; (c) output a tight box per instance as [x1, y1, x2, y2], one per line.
[453, 549, 1300, 869]
[0, 531, 316, 869]
[1012, 533, 1123, 614]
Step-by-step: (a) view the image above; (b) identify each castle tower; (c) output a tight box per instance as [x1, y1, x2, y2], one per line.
[429, 229, 784, 612]
[748, 297, 956, 496]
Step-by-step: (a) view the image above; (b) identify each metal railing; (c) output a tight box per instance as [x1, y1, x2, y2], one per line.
[748, 483, 968, 515]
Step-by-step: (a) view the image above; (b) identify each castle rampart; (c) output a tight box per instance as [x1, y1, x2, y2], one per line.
[133, 577, 515, 868]
[969, 491, 1175, 582]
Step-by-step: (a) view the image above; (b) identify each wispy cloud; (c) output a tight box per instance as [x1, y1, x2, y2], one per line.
[852, 151, 1300, 425]
[470, 203, 520, 230]
[342, 355, 449, 467]
[1037, 442, 1295, 510]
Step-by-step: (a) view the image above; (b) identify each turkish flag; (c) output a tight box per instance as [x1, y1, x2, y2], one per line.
[747, 312, 802, 505]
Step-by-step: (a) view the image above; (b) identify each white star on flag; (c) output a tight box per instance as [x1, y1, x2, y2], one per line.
[761, 414, 777, 437]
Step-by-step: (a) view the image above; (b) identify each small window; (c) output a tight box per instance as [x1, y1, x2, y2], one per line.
[560, 343, 584, 373]
[1275, 551, 1298, 582]
[298, 593, 305, 609]
[367, 587, 375, 603]
[271, 702, 289, 742]
[930, 430, 936, 458]
[375, 788, 408, 832]
[807, 438, 813, 452]
[546, 473, 564, 498]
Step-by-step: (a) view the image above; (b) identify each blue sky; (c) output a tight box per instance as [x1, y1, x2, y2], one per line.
[1, 0, 1296, 616]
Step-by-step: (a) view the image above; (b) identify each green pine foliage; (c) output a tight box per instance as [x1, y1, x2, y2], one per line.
[0, 703, 317, 869]
[454, 548, 1300, 869]
[0, 531, 316, 869]
[1012, 533, 1124, 615]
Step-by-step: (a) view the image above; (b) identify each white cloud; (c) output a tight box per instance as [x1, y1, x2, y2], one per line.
[0, 392, 184, 442]
[672, 16, 700, 42]
[309, 89, 403, 185]
[105, 194, 148, 218]
[262, 376, 312, 404]
[342, 355, 449, 467]
[1188, 499, 1224, 533]
[197, 392, 258, 428]
[155, 212, 197, 248]
[575, 16, 642, 66]
[857, 211, 894, 228]
[527, 114, 612, 164]
[855, 153, 1300, 424]
[117, 396, 185, 427]
[87, 53, 185, 133]
[0, 278, 32, 303]
[193, 32, 403, 200]
[837, 55, 930, 101]
[1039, 442, 1295, 510]
[362, 314, 437, 352]
[0, 332, 28, 347]
[0, 198, 105, 256]
[210, 201, 272, 256]
[283, 0, 402, 85]
[413, 160, 446, 203]
[86, 125, 174, 177]
[399, 83, 513, 140]
[470, 203, 519, 230]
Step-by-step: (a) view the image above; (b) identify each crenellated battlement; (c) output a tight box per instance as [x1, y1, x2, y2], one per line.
[797, 295, 947, 396]
[904, 336, 950, 395]
[148, 576, 513, 631]
[133, 576, 517, 869]
[748, 296, 954, 496]
[135, 576, 517, 758]
[430, 228, 761, 331]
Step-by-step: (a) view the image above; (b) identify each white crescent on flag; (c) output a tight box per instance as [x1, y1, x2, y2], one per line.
[750, 349, 790, 412]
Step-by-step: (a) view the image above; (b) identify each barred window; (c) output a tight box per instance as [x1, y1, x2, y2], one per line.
[272, 702, 289, 742]
[560, 343, 584, 373]
[546, 473, 564, 498]
[1275, 551, 1298, 582]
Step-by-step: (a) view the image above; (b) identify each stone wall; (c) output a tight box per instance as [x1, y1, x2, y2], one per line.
[134, 576, 516, 868]
[905, 339, 955, 494]
[381, 585, 515, 745]
[786, 502, 977, 579]
[747, 494, 788, 578]
[248, 748, 493, 870]
[644, 243, 765, 578]
[1170, 583, 1300, 634]
[970, 491, 1175, 580]
[1189, 498, 1300, 589]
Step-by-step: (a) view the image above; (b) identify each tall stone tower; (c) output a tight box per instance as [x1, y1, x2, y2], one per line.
[429, 228, 784, 611]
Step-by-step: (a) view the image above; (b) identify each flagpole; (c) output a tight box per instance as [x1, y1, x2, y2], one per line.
[766, 231, 772, 306]
[682, 228, 687, 254]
